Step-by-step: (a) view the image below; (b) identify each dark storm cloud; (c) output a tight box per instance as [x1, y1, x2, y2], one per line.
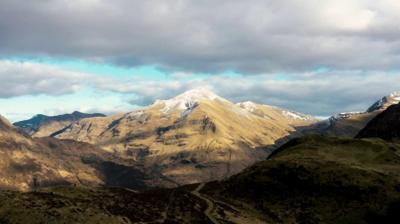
[1, 0, 400, 73]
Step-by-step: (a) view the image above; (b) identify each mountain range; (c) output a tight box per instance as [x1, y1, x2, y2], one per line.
[14, 88, 318, 187]
[0, 114, 159, 191]
[2, 88, 400, 223]
[307, 92, 400, 137]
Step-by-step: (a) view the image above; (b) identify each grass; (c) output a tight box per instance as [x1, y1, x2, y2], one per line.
[202, 135, 400, 224]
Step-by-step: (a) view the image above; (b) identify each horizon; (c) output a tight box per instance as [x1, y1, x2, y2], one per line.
[1, 1, 400, 121]
[4, 86, 394, 123]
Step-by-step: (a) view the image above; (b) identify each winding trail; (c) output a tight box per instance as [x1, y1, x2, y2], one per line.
[191, 183, 220, 224]
[191, 183, 267, 224]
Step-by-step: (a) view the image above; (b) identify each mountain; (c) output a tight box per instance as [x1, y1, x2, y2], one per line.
[356, 103, 400, 140]
[3, 136, 400, 223]
[0, 115, 150, 191]
[201, 135, 400, 223]
[49, 88, 318, 186]
[312, 92, 400, 137]
[367, 92, 400, 112]
[14, 111, 106, 137]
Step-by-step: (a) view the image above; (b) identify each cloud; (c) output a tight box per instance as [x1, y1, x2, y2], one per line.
[1, 0, 400, 73]
[0, 59, 399, 117]
[115, 71, 400, 116]
[0, 60, 91, 97]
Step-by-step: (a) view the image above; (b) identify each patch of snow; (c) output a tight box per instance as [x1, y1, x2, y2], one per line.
[237, 101, 257, 112]
[330, 111, 364, 121]
[181, 102, 199, 117]
[367, 91, 400, 112]
[389, 91, 400, 98]
[153, 87, 224, 113]
[282, 110, 313, 121]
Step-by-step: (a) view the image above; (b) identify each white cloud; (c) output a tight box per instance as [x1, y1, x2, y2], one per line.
[121, 71, 400, 116]
[0, 60, 91, 97]
[0, 59, 399, 118]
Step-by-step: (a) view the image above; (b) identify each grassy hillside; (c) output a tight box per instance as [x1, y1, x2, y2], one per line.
[3, 135, 400, 223]
[0, 186, 209, 224]
[357, 103, 400, 141]
[202, 136, 400, 223]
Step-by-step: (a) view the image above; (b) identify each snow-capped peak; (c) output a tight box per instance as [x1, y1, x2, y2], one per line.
[367, 91, 400, 112]
[173, 87, 220, 101]
[389, 91, 400, 100]
[282, 110, 315, 121]
[330, 111, 365, 121]
[237, 101, 258, 112]
[153, 87, 224, 113]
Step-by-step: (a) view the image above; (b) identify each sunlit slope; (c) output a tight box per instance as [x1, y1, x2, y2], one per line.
[54, 88, 317, 186]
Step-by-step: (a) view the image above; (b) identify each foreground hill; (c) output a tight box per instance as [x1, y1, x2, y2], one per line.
[50, 88, 317, 186]
[0, 115, 150, 191]
[357, 103, 400, 141]
[201, 136, 400, 223]
[0, 186, 212, 224]
[311, 92, 400, 137]
[14, 111, 105, 137]
[2, 136, 400, 223]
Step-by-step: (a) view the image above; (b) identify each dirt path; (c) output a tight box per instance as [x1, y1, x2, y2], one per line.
[191, 183, 268, 224]
[191, 183, 220, 224]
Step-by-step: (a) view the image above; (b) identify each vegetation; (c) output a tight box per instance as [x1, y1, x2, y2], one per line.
[0, 186, 209, 224]
[203, 136, 400, 224]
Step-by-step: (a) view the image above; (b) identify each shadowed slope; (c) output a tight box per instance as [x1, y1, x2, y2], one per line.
[202, 136, 400, 223]
[357, 103, 400, 141]
[0, 115, 151, 191]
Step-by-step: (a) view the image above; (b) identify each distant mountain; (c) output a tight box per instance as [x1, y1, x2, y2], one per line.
[14, 111, 106, 137]
[367, 92, 400, 112]
[0, 114, 150, 191]
[49, 88, 318, 187]
[310, 92, 400, 137]
[356, 103, 400, 140]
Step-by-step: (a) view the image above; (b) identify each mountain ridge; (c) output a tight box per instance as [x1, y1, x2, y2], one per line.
[14, 111, 106, 137]
[46, 88, 318, 187]
[307, 91, 400, 137]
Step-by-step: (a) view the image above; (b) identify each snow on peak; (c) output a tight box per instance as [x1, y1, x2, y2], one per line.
[367, 91, 400, 112]
[237, 101, 258, 112]
[330, 111, 365, 121]
[389, 91, 400, 101]
[282, 110, 314, 121]
[154, 87, 223, 113]
[174, 87, 220, 101]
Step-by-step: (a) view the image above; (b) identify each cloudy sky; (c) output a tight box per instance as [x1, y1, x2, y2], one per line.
[1, 0, 400, 121]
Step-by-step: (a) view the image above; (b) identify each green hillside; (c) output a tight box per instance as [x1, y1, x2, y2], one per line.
[202, 136, 400, 223]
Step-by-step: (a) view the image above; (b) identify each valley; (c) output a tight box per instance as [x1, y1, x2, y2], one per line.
[1, 89, 400, 223]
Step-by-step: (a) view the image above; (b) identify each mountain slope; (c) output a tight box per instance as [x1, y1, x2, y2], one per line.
[356, 103, 400, 141]
[14, 111, 106, 137]
[0, 186, 211, 224]
[0, 115, 150, 191]
[52, 88, 318, 186]
[6, 136, 400, 223]
[201, 136, 400, 223]
[311, 92, 400, 137]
